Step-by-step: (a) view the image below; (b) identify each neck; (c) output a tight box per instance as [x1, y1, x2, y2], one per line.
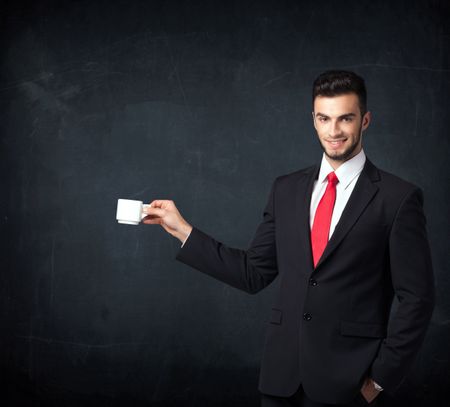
[325, 157, 343, 171]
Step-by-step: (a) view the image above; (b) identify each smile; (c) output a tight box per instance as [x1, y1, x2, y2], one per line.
[326, 139, 347, 149]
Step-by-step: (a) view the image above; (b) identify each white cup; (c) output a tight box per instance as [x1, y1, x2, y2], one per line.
[116, 199, 149, 225]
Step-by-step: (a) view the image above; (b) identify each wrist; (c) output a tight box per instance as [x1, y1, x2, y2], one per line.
[176, 223, 192, 243]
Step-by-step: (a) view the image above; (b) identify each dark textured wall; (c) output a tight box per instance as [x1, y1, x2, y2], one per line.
[1, 1, 449, 405]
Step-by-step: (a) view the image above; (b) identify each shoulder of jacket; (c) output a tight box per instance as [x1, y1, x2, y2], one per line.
[377, 168, 421, 194]
[364, 158, 420, 194]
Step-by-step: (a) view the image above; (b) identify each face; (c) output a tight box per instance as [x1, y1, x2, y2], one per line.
[312, 93, 371, 169]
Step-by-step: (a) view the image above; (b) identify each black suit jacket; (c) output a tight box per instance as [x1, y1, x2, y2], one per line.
[175, 158, 435, 404]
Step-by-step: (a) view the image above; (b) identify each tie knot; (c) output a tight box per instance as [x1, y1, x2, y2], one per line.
[327, 172, 339, 185]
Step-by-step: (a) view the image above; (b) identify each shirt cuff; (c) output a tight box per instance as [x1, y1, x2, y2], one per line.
[373, 380, 384, 392]
[180, 229, 192, 248]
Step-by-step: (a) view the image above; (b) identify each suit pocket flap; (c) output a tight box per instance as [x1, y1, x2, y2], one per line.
[269, 308, 282, 325]
[340, 321, 386, 338]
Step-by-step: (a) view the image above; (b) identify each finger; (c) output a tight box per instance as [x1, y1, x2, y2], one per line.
[142, 217, 162, 225]
[144, 207, 166, 217]
[148, 200, 174, 209]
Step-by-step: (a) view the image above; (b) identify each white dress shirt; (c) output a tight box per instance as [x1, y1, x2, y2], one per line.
[310, 149, 366, 238]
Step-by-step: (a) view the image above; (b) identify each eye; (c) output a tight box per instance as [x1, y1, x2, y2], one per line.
[342, 117, 353, 122]
[318, 116, 328, 122]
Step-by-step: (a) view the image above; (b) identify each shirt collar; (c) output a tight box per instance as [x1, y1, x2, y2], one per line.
[317, 149, 366, 189]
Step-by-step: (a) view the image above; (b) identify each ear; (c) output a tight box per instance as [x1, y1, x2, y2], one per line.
[312, 111, 317, 129]
[362, 111, 371, 131]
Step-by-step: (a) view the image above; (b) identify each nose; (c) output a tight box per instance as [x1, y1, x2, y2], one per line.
[329, 120, 342, 137]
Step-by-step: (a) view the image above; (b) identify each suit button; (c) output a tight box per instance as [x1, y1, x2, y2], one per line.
[303, 313, 312, 321]
[309, 278, 317, 286]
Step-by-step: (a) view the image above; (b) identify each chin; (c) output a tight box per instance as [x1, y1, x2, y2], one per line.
[325, 148, 356, 162]
[326, 150, 347, 160]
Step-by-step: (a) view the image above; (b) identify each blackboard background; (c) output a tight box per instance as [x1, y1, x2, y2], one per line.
[1, 0, 449, 405]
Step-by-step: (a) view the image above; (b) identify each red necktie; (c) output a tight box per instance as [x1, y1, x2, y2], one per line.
[311, 172, 339, 268]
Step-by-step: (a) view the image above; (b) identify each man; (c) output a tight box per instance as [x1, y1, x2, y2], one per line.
[142, 71, 435, 406]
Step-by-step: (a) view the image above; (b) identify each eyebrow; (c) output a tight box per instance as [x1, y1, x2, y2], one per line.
[315, 112, 357, 119]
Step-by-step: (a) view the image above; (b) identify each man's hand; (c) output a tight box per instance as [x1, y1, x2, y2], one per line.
[142, 200, 193, 244]
[360, 377, 381, 403]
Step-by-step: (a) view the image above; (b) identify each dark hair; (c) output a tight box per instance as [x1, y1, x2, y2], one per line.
[312, 70, 367, 115]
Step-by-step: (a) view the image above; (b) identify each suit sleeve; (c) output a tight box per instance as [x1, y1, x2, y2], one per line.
[370, 187, 435, 393]
[175, 179, 279, 294]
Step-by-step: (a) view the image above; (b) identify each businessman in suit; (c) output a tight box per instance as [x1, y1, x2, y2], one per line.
[142, 71, 435, 406]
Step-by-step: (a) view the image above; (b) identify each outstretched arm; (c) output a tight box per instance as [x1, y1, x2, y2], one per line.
[142, 181, 279, 294]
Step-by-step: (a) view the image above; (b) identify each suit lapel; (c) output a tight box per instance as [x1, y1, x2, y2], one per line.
[295, 165, 319, 273]
[315, 159, 380, 269]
